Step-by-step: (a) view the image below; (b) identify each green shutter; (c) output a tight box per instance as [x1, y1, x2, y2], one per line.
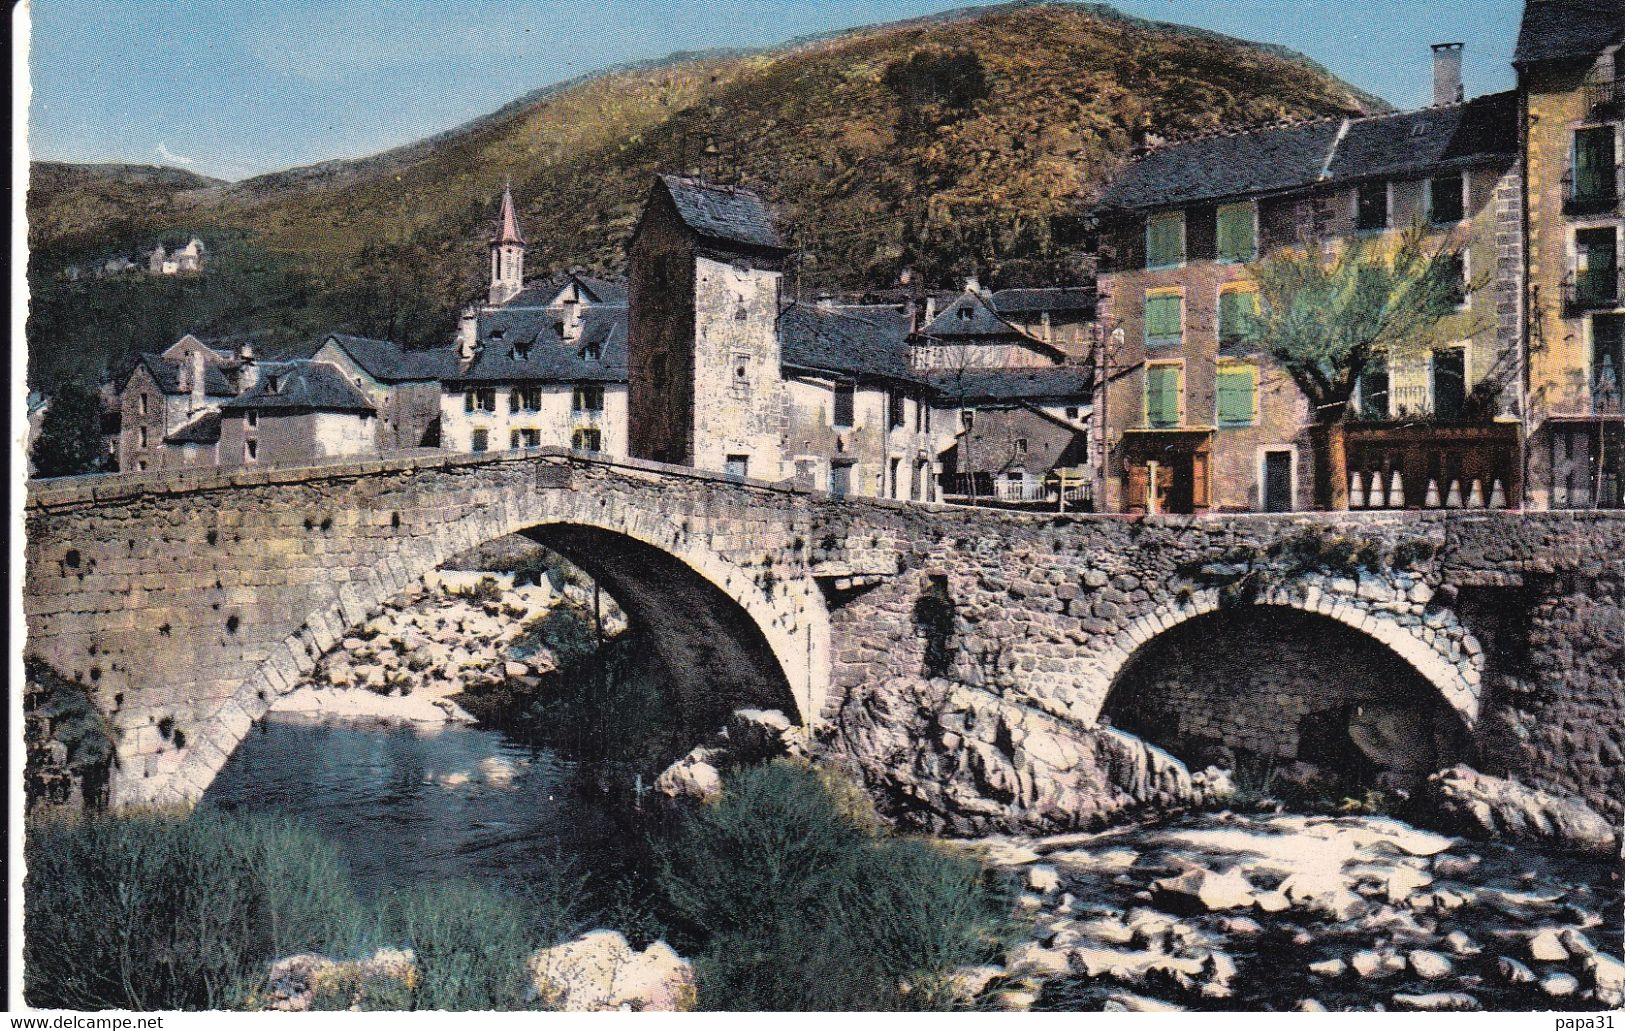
[1147, 365, 1181, 428]
[1217, 204, 1255, 262]
[1146, 294, 1182, 344]
[1219, 290, 1256, 342]
[1147, 212, 1184, 268]
[1217, 366, 1256, 426]
[1575, 128, 1614, 199]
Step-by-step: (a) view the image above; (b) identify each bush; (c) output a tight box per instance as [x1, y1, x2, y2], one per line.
[24, 809, 364, 1010]
[655, 761, 1012, 1011]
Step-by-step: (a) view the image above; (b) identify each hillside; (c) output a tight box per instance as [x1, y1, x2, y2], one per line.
[27, 162, 225, 253]
[26, 1, 1384, 388]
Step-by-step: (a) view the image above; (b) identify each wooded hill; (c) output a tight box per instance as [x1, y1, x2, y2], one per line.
[26, 1, 1384, 389]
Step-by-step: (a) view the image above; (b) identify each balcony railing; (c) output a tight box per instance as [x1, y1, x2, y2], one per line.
[1563, 164, 1623, 217]
[1585, 78, 1623, 120]
[994, 478, 1049, 502]
[1564, 268, 1624, 315]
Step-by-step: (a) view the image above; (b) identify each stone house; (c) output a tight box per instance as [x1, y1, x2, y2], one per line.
[148, 237, 205, 276]
[115, 336, 244, 472]
[1092, 48, 1524, 514]
[217, 361, 378, 466]
[1516, 0, 1625, 509]
[932, 366, 1094, 504]
[312, 334, 448, 451]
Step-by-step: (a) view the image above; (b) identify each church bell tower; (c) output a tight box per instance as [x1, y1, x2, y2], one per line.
[489, 182, 526, 306]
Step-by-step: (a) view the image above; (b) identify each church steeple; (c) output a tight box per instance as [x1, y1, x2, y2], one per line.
[489, 181, 526, 306]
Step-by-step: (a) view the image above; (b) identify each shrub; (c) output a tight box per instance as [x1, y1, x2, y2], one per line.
[655, 761, 1012, 1011]
[24, 809, 364, 1010]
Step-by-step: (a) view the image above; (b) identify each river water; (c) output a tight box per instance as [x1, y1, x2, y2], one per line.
[203, 715, 645, 897]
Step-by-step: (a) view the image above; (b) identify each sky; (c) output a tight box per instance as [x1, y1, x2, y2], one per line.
[26, 0, 1527, 182]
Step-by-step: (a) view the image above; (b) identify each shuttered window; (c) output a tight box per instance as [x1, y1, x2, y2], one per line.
[1216, 203, 1256, 263]
[1216, 364, 1257, 426]
[833, 382, 855, 428]
[1145, 364, 1182, 428]
[1219, 289, 1257, 344]
[1428, 174, 1465, 225]
[1146, 211, 1185, 268]
[1574, 127, 1617, 201]
[1145, 293, 1183, 346]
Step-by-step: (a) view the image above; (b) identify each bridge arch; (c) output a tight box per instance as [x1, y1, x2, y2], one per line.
[157, 483, 831, 807]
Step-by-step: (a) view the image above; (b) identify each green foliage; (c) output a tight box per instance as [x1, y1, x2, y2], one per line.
[1238, 227, 1482, 423]
[24, 809, 365, 1010]
[655, 761, 1012, 1011]
[27, 5, 1380, 387]
[23, 658, 116, 809]
[30, 381, 108, 478]
[450, 575, 505, 604]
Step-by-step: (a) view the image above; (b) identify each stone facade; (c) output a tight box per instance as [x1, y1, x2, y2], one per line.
[23, 452, 1625, 835]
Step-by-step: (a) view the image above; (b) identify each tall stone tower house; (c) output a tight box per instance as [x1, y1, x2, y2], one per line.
[489, 183, 526, 306]
[627, 175, 791, 475]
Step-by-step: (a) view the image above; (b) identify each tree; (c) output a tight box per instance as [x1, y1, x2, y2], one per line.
[31, 381, 107, 478]
[1238, 227, 1479, 509]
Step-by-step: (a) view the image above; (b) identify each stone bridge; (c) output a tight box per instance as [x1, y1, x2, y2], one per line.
[23, 449, 1625, 831]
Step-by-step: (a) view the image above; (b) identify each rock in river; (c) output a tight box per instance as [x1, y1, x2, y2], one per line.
[1151, 867, 1256, 913]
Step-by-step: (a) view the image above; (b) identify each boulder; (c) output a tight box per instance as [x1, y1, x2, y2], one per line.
[1541, 973, 1580, 998]
[1151, 867, 1256, 914]
[528, 931, 695, 1012]
[1103, 992, 1184, 1012]
[260, 948, 417, 1011]
[1420, 766, 1617, 854]
[1348, 704, 1438, 772]
[1392, 992, 1481, 1012]
[1278, 871, 1365, 921]
[653, 747, 724, 803]
[726, 708, 797, 760]
[943, 965, 1005, 1004]
[1586, 951, 1625, 1007]
[1527, 930, 1569, 963]
[1309, 958, 1346, 978]
[1004, 942, 1072, 979]
[1497, 957, 1536, 984]
[1027, 864, 1061, 894]
[1408, 950, 1453, 980]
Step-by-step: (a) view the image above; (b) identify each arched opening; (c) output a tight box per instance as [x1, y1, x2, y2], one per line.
[1100, 607, 1473, 795]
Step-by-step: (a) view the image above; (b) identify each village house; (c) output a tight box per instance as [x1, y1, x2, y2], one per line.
[1516, 0, 1625, 509]
[116, 335, 245, 472]
[312, 334, 449, 451]
[436, 186, 631, 458]
[147, 237, 206, 275]
[1091, 45, 1524, 514]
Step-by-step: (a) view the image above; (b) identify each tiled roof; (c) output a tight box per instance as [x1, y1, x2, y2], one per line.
[164, 410, 222, 445]
[1095, 91, 1520, 213]
[926, 365, 1094, 403]
[658, 175, 787, 252]
[494, 184, 525, 245]
[450, 306, 630, 384]
[129, 352, 236, 397]
[502, 271, 628, 309]
[923, 290, 1032, 339]
[778, 303, 917, 383]
[1514, 0, 1625, 65]
[991, 287, 1098, 317]
[321, 334, 450, 383]
[219, 361, 376, 413]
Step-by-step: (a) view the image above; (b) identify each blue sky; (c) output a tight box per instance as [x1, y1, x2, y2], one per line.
[28, 0, 1526, 182]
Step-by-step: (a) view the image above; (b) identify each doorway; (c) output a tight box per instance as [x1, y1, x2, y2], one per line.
[1264, 450, 1294, 512]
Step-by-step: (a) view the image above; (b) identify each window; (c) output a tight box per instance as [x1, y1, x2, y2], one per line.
[1428, 173, 1465, 225]
[581, 343, 601, 363]
[830, 462, 852, 497]
[247, 411, 258, 428]
[1359, 358, 1390, 418]
[1219, 288, 1258, 345]
[519, 387, 543, 412]
[1014, 437, 1028, 455]
[731, 354, 752, 397]
[1574, 127, 1618, 202]
[524, 428, 541, 448]
[1216, 202, 1256, 263]
[244, 439, 258, 463]
[1146, 211, 1185, 269]
[725, 454, 750, 478]
[465, 388, 495, 413]
[1356, 181, 1389, 232]
[572, 427, 602, 452]
[1145, 291, 1183, 347]
[961, 409, 975, 430]
[1576, 227, 1619, 307]
[138, 426, 148, 448]
[1442, 252, 1469, 308]
[508, 390, 520, 413]
[956, 305, 974, 321]
[470, 428, 488, 453]
[1066, 406, 1080, 421]
[1216, 363, 1257, 427]
[139, 393, 148, 416]
[833, 382, 855, 428]
[1145, 363, 1182, 428]
[510, 429, 521, 450]
[889, 457, 902, 498]
[136, 459, 147, 472]
[572, 384, 604, 414]
[888, 390, 905, 430]
[1432, 347, 1467, 420]
[1595, 315, 1624, 412]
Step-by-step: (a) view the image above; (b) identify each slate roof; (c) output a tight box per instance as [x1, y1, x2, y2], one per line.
[219, 361, 376, 413]
[1094, 91, 1519, 213]
[164, 410, 222, 445]
[657, 175, 787, 252]
[926, 366, 1094, 403]
[923, 290, 1034, 339]
[1514, 0, 1625, 65]
[991, 287, 1098, 317]
[321, 334, 446, 383]
[503, 271, 628, 309]
[449, 306, 630, 384]
[128, 352, 236, 397]
[778, 304, 917, 383]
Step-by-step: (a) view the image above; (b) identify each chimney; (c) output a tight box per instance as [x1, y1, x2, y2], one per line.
[964, 275, 981, 295]
[189, 347, 206, 413]
[1041, 311, 1053, 344]
[815, 292, 836, 311]
[457, 308, 481, 367]
[923, 296, 937, 325]
[1432, 43, 1464, 107]
[237, 343, 258, 392]
[561, 302, 584, 343]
